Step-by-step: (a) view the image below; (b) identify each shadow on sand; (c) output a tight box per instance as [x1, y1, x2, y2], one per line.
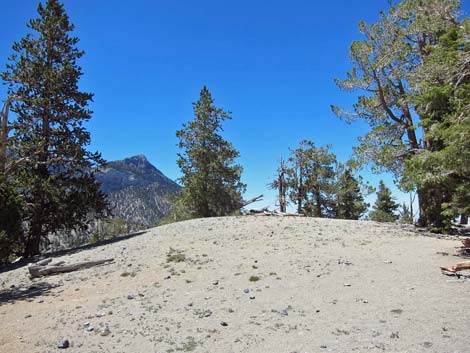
[0, 282, 57, 305]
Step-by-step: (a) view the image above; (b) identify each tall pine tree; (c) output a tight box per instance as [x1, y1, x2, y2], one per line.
[176, 86, 245, 218]
[332, 0, 464, 227]
[1, 0, 107, 257]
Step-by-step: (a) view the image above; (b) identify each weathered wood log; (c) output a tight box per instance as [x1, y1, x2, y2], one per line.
[29, 258, 114, 278]
[242, 194, 263, 207]
[274, 211, 305, 217]
[35, 258, 52, 266]
[440, 261, 470, 273]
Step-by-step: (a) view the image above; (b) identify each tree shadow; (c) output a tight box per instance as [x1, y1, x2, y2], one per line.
[0, 230, 147, 274]
[0, 282, 57, 305]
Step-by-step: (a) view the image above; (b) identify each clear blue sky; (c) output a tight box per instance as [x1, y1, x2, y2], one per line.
[2, 0, 469, 211]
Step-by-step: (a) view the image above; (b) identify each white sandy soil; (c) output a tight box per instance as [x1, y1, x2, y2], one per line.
[0, 216, 469, 353]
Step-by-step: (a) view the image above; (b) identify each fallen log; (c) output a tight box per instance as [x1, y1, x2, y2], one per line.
[248, 207, 269, 214]
[29, 258, 114, 278]
[273, 211, 305, 217]
[440, 261, 470, 273]
[35, 258, 52, 266]
[242, 194, 263, 207]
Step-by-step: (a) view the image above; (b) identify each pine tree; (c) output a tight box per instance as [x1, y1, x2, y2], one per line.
[369, 181, 399, 223]
[1, 0, 107, 257]
[334, 167, 369, 220]
[285, 140, 337, 217]
[0, 178, 23, 263]
[176, 86, 246, 218]
[398, 202, 413, 224]
[332, 0, 464, 227]
[403, 24, 470, 229]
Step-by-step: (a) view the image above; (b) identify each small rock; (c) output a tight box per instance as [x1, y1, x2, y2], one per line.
[127, 294, 135, 300]
[57, 339, 70, 349]
[86, 325, 94, 332]
[249, 296, 256, 300]
[220, 321, 228, 327]
[280, 309, 288, 316]
[320, 345, 327, 349]
[343, 283, 351, 287]
[100, 326, 111, 336]
[24, 314, 32, 318]
[212, 280, 219, 285]
[243, 288, 250, 294]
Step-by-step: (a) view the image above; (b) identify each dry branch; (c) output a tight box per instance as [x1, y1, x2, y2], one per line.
[440, 261, 470, 273]
[242, 194, 263, 207]
[29, 258, 114, 278]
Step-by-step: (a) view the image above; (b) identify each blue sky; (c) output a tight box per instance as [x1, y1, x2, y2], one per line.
[2, 0, 469, 211]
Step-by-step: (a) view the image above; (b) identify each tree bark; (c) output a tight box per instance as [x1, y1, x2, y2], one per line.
[416, 187, 428, 227]
[460, 213, 469, 225]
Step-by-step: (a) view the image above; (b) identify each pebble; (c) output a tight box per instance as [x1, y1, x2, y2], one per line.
[127, 294, 135, 300]
[243, 288, 250, 293]
[249, 296, 256, 300]
[100, 326, 111, 336]
[220, 321, 228, 327]
[280, 309, 288, 316]
[24, 314, 32, 318]
[57, 339, 70, 349]
[212, 280, 219, 285]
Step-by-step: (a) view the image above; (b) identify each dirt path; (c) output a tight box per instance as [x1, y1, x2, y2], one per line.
[1, 216, 469, 353]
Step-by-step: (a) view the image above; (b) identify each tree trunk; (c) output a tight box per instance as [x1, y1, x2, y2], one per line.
[314, 188, 322, 217]
[279, 183, 286, 213]
[24, 231, 42, 258]
[460, 213, 469, 225]
[297, 169, 303, 215]
[416, 187, 429, 227]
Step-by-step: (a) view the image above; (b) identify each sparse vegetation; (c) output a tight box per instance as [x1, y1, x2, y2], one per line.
[166, 247, 186, 263]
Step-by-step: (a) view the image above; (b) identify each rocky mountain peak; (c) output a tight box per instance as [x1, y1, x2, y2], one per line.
[95, 156, 180, 227]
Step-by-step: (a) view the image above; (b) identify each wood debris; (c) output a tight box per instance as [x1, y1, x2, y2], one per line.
[28, 258, 114, 278]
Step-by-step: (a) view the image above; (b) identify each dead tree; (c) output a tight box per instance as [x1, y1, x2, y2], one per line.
[269, 157, 287, 213]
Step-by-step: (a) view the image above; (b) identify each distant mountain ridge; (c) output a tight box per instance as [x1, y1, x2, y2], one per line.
[96, 155, 180, 228]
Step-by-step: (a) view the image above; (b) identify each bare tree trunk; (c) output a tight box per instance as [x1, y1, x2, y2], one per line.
[460, 213, 469, 225]
[278, 158, 286, 213]
[416, 187, 428, 227]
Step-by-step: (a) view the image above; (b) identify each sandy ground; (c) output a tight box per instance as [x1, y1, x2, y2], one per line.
[0, 216, 469, 353]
